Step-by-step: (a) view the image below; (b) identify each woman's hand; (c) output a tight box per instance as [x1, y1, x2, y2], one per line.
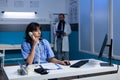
[59, 60, 70, 65]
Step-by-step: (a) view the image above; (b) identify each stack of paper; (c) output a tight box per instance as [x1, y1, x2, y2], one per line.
[41, 63, 62, 70]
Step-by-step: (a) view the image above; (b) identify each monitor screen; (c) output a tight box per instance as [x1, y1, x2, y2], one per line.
[98, 34, 108, 58]
[98, 34, 113, 66]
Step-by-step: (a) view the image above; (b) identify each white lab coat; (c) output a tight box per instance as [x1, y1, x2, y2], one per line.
[54, 22, 72, 52]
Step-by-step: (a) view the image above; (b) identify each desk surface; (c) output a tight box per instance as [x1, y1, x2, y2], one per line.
[3, 59, 118, 80]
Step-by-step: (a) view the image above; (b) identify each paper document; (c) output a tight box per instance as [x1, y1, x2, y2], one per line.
[41, 63, 62, 70]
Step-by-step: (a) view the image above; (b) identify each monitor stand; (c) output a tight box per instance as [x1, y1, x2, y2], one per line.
[99, 39, 113, 67]
[100, 62, 113, 66]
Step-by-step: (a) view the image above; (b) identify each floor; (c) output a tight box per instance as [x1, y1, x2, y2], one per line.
[0, 66, 10, 80]
[0, 70, 4, 80]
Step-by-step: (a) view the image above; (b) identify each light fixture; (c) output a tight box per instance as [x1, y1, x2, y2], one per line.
[1, 11, 37, 19]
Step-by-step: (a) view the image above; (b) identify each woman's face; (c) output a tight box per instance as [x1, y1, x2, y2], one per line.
[32, 27, 41, 39]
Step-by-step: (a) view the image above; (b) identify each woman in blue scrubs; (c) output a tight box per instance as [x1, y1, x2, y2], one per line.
[21, 22, 70, 65]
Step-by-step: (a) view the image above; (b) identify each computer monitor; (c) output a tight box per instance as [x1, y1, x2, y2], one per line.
[98, 34, 113, 66]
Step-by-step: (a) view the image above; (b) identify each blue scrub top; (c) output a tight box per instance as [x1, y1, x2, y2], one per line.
[21, 39, 55, 64]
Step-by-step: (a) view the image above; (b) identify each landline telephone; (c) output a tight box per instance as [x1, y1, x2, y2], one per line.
[28, 33, 48, 75]
[29, 32, 35, 39]
[34, 65, 48, 75]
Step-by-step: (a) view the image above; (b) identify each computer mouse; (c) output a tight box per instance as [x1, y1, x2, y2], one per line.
[64, 61, 70, 65]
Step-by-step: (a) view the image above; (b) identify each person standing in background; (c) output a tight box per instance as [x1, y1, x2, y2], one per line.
[54, 13, 72, 60]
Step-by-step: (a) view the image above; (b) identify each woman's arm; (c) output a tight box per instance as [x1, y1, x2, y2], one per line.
[26, 37, 39, 64]
[49, 57, 70, 65]
[26, 44, 36, 64]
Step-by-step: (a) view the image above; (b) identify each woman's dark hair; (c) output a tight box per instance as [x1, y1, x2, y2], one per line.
[25, 22, 41, 43]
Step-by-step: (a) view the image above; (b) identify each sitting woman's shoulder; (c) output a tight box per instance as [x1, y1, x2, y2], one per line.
[41, 39, 49, 43]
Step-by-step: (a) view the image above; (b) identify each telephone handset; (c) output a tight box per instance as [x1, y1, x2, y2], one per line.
[28, 32, 35, 40]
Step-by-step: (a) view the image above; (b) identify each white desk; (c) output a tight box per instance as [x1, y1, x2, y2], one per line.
[0, 44, 21, 66]
[3, 59, 118, 80]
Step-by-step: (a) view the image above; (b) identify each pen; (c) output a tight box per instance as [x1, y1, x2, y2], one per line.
[18, 62, 23, 69]
[54, 63, 62, 70]
[25, 63, 29, 68]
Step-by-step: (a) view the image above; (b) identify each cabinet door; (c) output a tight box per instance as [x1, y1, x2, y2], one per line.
[94, 0, 108, 54]
[79, 0, 91, 52]
[113, 0, 120, 58]
[79, 0, 109, 54]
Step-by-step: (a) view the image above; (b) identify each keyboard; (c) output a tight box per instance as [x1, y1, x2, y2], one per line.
[70, 60, 89, 68]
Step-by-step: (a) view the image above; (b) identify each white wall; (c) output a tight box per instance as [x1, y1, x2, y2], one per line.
[0, 0, 67, 24]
